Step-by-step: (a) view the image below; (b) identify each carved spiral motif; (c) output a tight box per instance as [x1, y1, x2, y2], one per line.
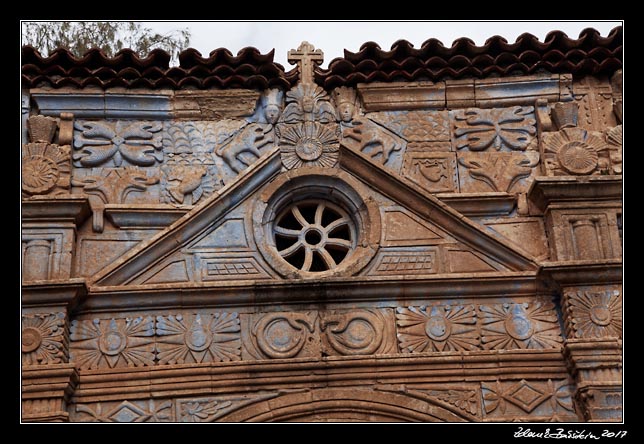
[253, 314, 314, 359]
[22, 155, 60, 194]
[21, 326, 43, 353]
[557, 141, 598, 175]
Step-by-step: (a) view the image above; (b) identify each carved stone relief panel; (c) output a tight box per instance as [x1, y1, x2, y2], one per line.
[70, 399, 174, 423]
[367, 110, 451, 150]
[479, 300, 563, 350]
[366, 247, 440, 276]
[401, 151, 458, 193]
[22, 312, 68, 365]
[563, 287, 622, 340]
[396, 298, 563, 353]
[451, 106, 536, 152]
[161, 121, 221, 206]
[540, 127, 611, 176]
[481, 378, 577, 421]
[396, 304, 479, 352]
[241, 311, 319, 360]
[22, 226, 74, 281]
[457, 151, 540, 194]
[156, 312, 241, 364]
[572, 76, 618, 132]
[73, 120, 163, 168]
[194, 253, 272, 282]
[69, 316, 155, 369]
[546, 208, 621, 261]
[22, 115, 72, 198]
[319, 308, 397, 356]
[69, 393, 280, 423]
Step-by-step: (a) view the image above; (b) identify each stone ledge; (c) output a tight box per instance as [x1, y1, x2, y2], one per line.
[104, 204, 189, 229]
[84, 271, 540, 312]
[540, 259, 622, 286]
[527, 176, 622, 213]
[437, 192, 516, 217]
[21, 195, 91, 226]
[22, 278, 88, 310]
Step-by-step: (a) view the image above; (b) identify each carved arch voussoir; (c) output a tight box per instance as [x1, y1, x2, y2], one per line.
[216, 388, 470, 422]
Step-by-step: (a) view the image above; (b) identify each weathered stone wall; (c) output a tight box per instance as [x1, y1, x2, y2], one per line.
[21, 41, 622, 422]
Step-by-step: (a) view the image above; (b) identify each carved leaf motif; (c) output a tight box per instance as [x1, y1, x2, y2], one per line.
[430, 389, 479, 415]
[73, 121, 163, 167]
[454, 106, 536, 151]
[458, 152, 539, 193]
[179, 399, 233, 422]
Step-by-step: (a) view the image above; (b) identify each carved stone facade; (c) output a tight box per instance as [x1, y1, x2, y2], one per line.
[21, 34, 622, 423]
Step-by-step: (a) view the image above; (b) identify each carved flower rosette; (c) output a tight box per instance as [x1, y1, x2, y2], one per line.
[278, 121, 340, 169]
[396, 304, 479, 352]
[541, 127, 608, 176]
[565, 290, 622, 339]
[22, 312, 67, 365]
[480, 301, 563, 350]
[22, 143, 71, 197]
[70, 317, 155, 369]
[155, 312, 241, 364]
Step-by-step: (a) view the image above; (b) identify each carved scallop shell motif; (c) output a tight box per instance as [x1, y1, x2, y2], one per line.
[542, 127, 605, 175]
[22, 142, 71, 195]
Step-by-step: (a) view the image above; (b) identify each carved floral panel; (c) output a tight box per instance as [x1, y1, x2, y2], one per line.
[564, 289, 622, 339]
[22, 312, 67, 365]
[70, 317, 155, 369]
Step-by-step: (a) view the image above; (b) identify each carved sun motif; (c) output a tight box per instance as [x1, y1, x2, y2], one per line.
[70, 317, 155, 369]
[567, 290, 622, 338]
[479, 301, 563, 350]
[278, 121, 339, 169]
[396, 305, 479, 352]
[155, 313, 241, 364]
[22, 313, 66, 365]
[542, 127, 606, 175]
[22, 142, 70, 195]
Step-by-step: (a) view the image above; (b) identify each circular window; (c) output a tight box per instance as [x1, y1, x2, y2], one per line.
[273, 200, 355, 272]
[252, 168, 380, 279]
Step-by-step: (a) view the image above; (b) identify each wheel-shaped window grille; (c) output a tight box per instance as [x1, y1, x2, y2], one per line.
[273, 200, 356, 272]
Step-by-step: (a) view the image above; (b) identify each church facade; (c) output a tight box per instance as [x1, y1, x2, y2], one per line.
[21, 27, 623, 422]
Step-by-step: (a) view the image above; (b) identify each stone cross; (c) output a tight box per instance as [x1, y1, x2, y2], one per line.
[288, 41, 324, 85]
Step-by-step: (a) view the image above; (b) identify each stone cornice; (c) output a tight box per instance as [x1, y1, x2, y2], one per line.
[357, 74, 572, 112]
[21, 195, 91, 227]
[527, 176, 623, 213]
[540, 259, 622, 287]
[83, 272, 540, 313]
[22, 278, 88, 311]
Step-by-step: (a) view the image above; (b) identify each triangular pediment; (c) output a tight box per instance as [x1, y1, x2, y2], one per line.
[91, 143, 537, 287]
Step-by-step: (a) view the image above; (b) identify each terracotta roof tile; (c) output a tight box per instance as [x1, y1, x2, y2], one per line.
[316, 26, 622, 88]
[22, 26, 621, 91]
